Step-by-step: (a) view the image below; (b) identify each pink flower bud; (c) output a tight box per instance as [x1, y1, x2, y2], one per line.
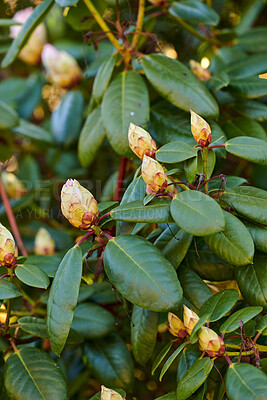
[101, 385, 126, 400]
[141, 155, 168, 194]
[128, 123, 157, 160]
[183, 305, 199, 335]
[198, 326, 225, 357]
[168, 312, 187, 339]
[189, 60, 211, 81]
[1, 172, 26, 199]
[190, 110, 212, 147]
[0, 224, 18, 267]
[34, 228, 55, 255]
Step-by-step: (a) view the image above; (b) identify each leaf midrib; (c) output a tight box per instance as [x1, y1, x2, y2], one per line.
[17, 352, 45, 399]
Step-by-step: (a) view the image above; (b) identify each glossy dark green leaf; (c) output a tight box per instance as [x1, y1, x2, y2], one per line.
[204, 211, 254, 266]
[156, 141, 197, 163]
[235, 254, 267, 310]
[152, 341, 172, 375]
[225, 362, 267, 400]
[256, 314, 267, 335]
[0, 100, 19, 130]
[176, 358, 213, 400]
[177, 344, 202, 383]
[224, 53, 267, 79]
[18, 73, 44, 120]
[245, 222, 267, 253]
[102, 70, 149, 156]
[229, 76, 267, 99]
[104, 235, 183, 312]
[206, 72, 229, 92]
[0, 280, 21, 300]
[233, 100, 267, 122]
[131, 305, 159, 366]
[223, 117, 267, 141]
[184, 156, 197, 183]
[225, 137, 267, 166]
[47, 246, 83, 356]
[220, 306, 263, 333]
[142, 54, 219, 119]
[90, 54, 116, 107]
[171, 191, 225, 236]
[159, 342, 187, 382]
[2, 0, 54, 68]
[83, 333, 134, 390]
[111, 198, 173, 223]
[12, 119, 53, 144]
[4, 347, 68, 400]
[143, 193, 156, 205]
[236, 27, 267, 53]
[169, 0, 219, 25]
[24, 254, 63, 278]
[15, 264, 50, 289]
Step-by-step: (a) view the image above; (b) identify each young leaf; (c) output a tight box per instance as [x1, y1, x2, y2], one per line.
[152, 341, 172, 375]
[169, 0, 220, 25]
[15, 264, 50, 289]
[90, 54, 116, 108]
[0, 280, 21, 300]
[156, 141, 197, 163]
[159, 342, 187, 382]
[220, 306, 263, 333]
[225, 136, 267, 166]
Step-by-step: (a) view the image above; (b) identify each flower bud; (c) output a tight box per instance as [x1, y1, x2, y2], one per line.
[61, 179, 99, 229]
[190, 110, 212, 147]
[101, 386, 126, 400]
[189, 60, 211, 81]
[141, 155, 168, 193]
[0, 224, 18, 267]
[1, 172, 26, 199]
[41, 44, 83, 89]
[168, 312, 187, 339]
[0, 304, 7, 324]
[198, 326, 225, 357]
[10, 7, 46, 66]
[34, 228, 55, 255]
[183, 305, 199, 335]
[128, 123, 157, 160]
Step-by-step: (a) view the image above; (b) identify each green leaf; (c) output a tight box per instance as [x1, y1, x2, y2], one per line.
[0, 280, 21, 300]
[159, 342, 187, 382]
[47, 246, 83, 356]
[24, 254, 63, 278]
[83, 333, 134, 390]
[223, 117, 267, 141]
[184, 156, 197, 183]
[229, 76, 267, 99]
[156, 141, 197, 163]
[169, 0, 219, 26]
[233, 100, 267, 122]
[131, 305, 159, 366]
[220, 306, 263, 333]
[177, 344, 202, 382]
[143, 193, 156, 205]
[71, 302, 116, 339]
[152, 341, 172, 375]
[104, 235, 183, 312]
[256, 314, 267, 335]
[2, 0, 54, 68]
[224, 53, 267, 79]
[111, 198, 173, 223]
[4, 347, 68, 400]
[204, 211, 254, 266]
[142, 54, 219, 119]
[245, 222, 267, 253]
[235, 254, 267, 310]
[206, 72, 229, 92]
[90, 54, 116, 108]
[225, 137, 267, 166]
[225, 363, 267, 400]
[220, 186, 267, 225]
[15, 264, 50, 289]
[102, 70, 149, 156]
[236, 27, 267, 53]
[52, 91, 84, 147]
[0, 100, 19, 130]
[56, 0, 78, 6]
[0, 19, 21, 27]
[12, 119, 53, 144]
[170, 191, 225, 236]
[176, 358, 213, 400]
[78, 106, 106, 168]
[155, 394, 176, 400]
[65, 0, 107, 31]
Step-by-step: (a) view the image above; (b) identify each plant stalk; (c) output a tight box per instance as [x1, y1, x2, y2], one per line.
[132, 0, 146, 49]
[202, 147, 209, 194]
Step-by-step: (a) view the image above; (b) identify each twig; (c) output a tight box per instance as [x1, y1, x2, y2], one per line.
[114, 157, 128, 202]
[75, 230, 94, 247]
[132, 0, 145, 49]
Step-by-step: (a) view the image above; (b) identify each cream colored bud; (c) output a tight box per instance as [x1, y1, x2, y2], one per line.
[183, 305, 199, 335]
[198, 326, 225, 357]
[128, 123, 157, 160]
[0, 304, 7, 324]
[10, 7, 47, 66]
[141, 155, 168, 193]
[42, 44, 83, 89]
[190, 110, 211, 147]
[168, 312, 187, 339]
[1, 172, 27, 199]
[101, 385, 126, 400]
[34, 228, 55, 255]
[61, 179, 99, 229]
[0, 224, 18, 267]
[189, 60, 211, 81]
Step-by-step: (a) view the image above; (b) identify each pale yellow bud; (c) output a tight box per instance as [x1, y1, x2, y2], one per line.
[128, 123, 157, 160]
[10, 7, 47, 66]
[183, 305, 199, 335]
[141, 155, 168, 194]
[168, 312, 187, 339]
[189, 60, 211, 81]
[0, 224, 18, 267]
[61, 179, 99, 229]
[190, 110, 211, 147]
[0, 304, 7, 324]
[42, 44, 83, 89]
[1, 172, 27, 199]
[198, 326, 225, 357]
[34, 228, 55, 255]
[101, 386, 126, 400]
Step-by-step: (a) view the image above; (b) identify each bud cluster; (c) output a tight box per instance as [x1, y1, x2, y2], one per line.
[0, 224, 18, 268]
[190, 110, 212, 147]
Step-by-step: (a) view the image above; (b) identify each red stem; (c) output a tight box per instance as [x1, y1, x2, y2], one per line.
[75, 230, 94, 247]
[97, 211, 112, 226]
[114, 157, 127, 202]
[208, 144, 226, 150]
[0, 178, 28, 257]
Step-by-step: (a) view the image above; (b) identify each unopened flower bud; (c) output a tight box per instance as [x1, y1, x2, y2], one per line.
[189, 60, 211, 81]
[101, 385, 126, 400]
[42, 44, 83, 89]
[128, 123, 157, 160]
[0, 304, 7, 324]
[183, 305, 199, 335]
[198, 326, 225, 357]
[168, 312, 187, 339]
[34, 228, 55, 255]
[1, 172, 26, 199]
[10, 7, 46, 65]
[0, 224, 18, 267]
[141, 155, 168, 193]
[61, 179, 99, 229]
[190, 110, 211, 147]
